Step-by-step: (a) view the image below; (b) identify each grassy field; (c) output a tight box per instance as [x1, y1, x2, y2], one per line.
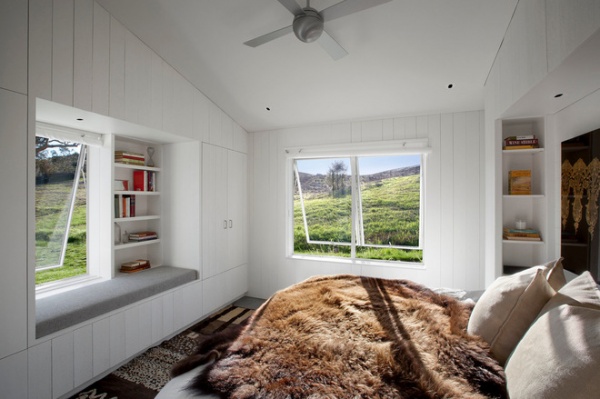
[294, 174, 423, 262]
[36, 180, 87, 285]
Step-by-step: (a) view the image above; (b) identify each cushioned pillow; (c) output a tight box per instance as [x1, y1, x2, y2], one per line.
[505, 304, 600, 399]
[544, 257, 566, 291]
[467, 267, 555, 365]
[540, 271, 600, 314]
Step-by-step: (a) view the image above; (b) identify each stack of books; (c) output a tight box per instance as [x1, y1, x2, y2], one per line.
[503, 228, 542, 241]
[508, 169, 531, 195]
[133, 170, 157, 192]
[115, 150, 145, 166]
[120, 259, 151, 273]
[503, 135, 539, 150]
[114, 194, 136, 218]
[128, 231, 158, 241]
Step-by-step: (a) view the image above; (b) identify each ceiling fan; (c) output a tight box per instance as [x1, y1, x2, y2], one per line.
[244, 0, 392, 60]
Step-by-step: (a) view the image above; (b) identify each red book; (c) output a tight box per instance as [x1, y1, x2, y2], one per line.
[133, 170, 147, 191]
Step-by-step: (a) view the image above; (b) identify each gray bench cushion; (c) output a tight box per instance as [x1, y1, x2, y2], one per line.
[36, 266, 198, 338]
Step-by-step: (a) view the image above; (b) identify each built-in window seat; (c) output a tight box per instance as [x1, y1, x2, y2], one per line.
[36, 266, 198, 338]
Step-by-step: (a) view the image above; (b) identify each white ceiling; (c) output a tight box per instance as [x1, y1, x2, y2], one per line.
[96, 0, 518, 133]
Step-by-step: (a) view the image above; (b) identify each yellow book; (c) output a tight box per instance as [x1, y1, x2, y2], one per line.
[508, 170, 531, 195]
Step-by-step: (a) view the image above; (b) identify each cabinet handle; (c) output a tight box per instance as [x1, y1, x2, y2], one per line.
[223, 220, 228, 229]
[229, 220, 233, 228]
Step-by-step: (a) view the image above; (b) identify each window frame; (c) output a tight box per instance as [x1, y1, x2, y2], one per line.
[286, 139, 429, 264]
[34, 123, 105, 293]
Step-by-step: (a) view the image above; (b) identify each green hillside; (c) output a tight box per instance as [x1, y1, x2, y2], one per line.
[294, 174, 423, 262]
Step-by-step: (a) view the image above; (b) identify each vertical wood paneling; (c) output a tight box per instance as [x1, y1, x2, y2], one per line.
[138, 300, 153, 350]
[124, 31, 140, 123]
[92, 318, 110, 376]
[351, 122, 361, 142]
[0, 89, 27, 359]
[439, 114, 455, 287]
[209, 102, 222, 146]
[52, 0, 74, 106]
[382, 119, 394, 140]
[28, 341, 52, 399]
[125, 306, 140, 359]
[109, 312, 126, 367]
[173, 288, 186, 331]
[0, 0, 28, 94]
[464, 112, 482, 290]
[150, 53, 164, 130]
[137, 42, 154, 127]
[73, 0, 94, 111]
[546, 0, 600, 72]
[452, 113, 468, 290]
[73, 325, 93, 388]
[162, 63, 175, 134]
[222, 113, 234, 149]
[361, 120, 383, 142]
[195, 91, 210, 143]
[29, 0, 53, 99]
[424, 114, 441, 287]
[151, 297, 163, 344]
[0, 350, 28, 399]
[92, 2, 110, 115]
[162, 293, 174, 337]
[416, 116, 429, 138]
[109, 16, 126, 119]
[52, 332, 74, 398]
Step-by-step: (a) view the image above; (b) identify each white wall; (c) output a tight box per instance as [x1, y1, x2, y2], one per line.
[484, 0, 600, 285]
[248, 111, 485, 299]
[0, 0, 249, 396]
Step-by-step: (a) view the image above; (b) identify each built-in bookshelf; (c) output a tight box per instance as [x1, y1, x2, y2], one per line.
[500, 118, 547, 274]
[113, 137, 162, 274]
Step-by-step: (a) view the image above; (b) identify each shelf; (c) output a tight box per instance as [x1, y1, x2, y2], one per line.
[115, 190, 160, 196]
[502, 148, 544, 155]
[502, 239, 544, 245]
[503, 194, 544, 199]
[114, 239, 161, 250]
[114, 215, 160, 222]
[114, 163, 161, 172]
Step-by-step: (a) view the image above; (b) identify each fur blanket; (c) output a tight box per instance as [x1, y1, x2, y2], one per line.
[173, 275, 506, 399]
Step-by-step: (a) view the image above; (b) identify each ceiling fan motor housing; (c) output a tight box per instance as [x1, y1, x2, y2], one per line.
[293, 8, 324, 43]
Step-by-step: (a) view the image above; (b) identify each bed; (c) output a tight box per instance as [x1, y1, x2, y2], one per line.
[158, 259, 600, 399]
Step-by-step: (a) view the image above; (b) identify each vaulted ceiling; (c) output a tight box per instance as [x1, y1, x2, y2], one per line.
[96, 0, 518, 132]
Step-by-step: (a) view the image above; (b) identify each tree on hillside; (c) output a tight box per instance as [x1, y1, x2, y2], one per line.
[327, 160, 348, 197]
[36, 137, 80, 180]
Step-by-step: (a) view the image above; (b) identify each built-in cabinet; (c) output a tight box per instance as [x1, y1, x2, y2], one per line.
[202, 143, 248, 280]
[113, 137, 162, 274]
[500, 117, 548, 274]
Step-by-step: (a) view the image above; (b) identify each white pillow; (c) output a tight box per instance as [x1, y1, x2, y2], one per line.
[467, 267, 555, 365]
[505, 304, 600, 399]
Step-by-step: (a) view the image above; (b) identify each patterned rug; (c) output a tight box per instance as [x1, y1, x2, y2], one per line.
[69, 305, 255, 399]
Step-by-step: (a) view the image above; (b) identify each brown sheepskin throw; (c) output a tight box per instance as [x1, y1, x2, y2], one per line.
[175, 275, 506, 399]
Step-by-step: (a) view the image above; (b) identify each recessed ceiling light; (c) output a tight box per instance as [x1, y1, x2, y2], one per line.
[447, 84, 453, 89]
[554, 93, 563, 98]
[76, 118, 84, 121]
[266, 107, 271, 111]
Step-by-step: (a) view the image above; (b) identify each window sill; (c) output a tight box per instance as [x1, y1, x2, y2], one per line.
[288, 254, 425, 269]
[35, 266, 198, 338]
[36, 274, 105, 299]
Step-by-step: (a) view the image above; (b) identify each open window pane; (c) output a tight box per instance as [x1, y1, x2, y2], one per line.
[357, 155, 421, 248]
[295, 158, 352, 246]
[35, 137, 88, 285]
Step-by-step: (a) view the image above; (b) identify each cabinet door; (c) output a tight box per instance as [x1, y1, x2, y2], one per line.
[228, 151, 248, 270]
[202, 143, 228, 278]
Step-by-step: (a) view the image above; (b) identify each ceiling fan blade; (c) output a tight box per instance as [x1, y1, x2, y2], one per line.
[318, 30, 348, 60]
[244, 25, 294, 47]
[277, 0, 304, 15]
[320, 0, 393, 22]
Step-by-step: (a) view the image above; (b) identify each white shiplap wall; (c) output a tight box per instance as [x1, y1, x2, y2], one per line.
[248, 111, 485, 299]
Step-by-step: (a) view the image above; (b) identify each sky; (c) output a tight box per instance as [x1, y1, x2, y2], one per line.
[296, 155, 421, 176]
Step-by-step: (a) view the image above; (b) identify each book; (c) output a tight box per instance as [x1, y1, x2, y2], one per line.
[115, 158, 145, 166]
[503, 235, 542, 241]
[120, 265, 150, 273]
[503, 228, 541, 239]
[133, 170, 148, 191]
[508, 170, 531, 195]
[503, 144, 538, 150]
[505, 135, 535, 141]
[114, 179, 129, 191]
[504, 138, 539, 146]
